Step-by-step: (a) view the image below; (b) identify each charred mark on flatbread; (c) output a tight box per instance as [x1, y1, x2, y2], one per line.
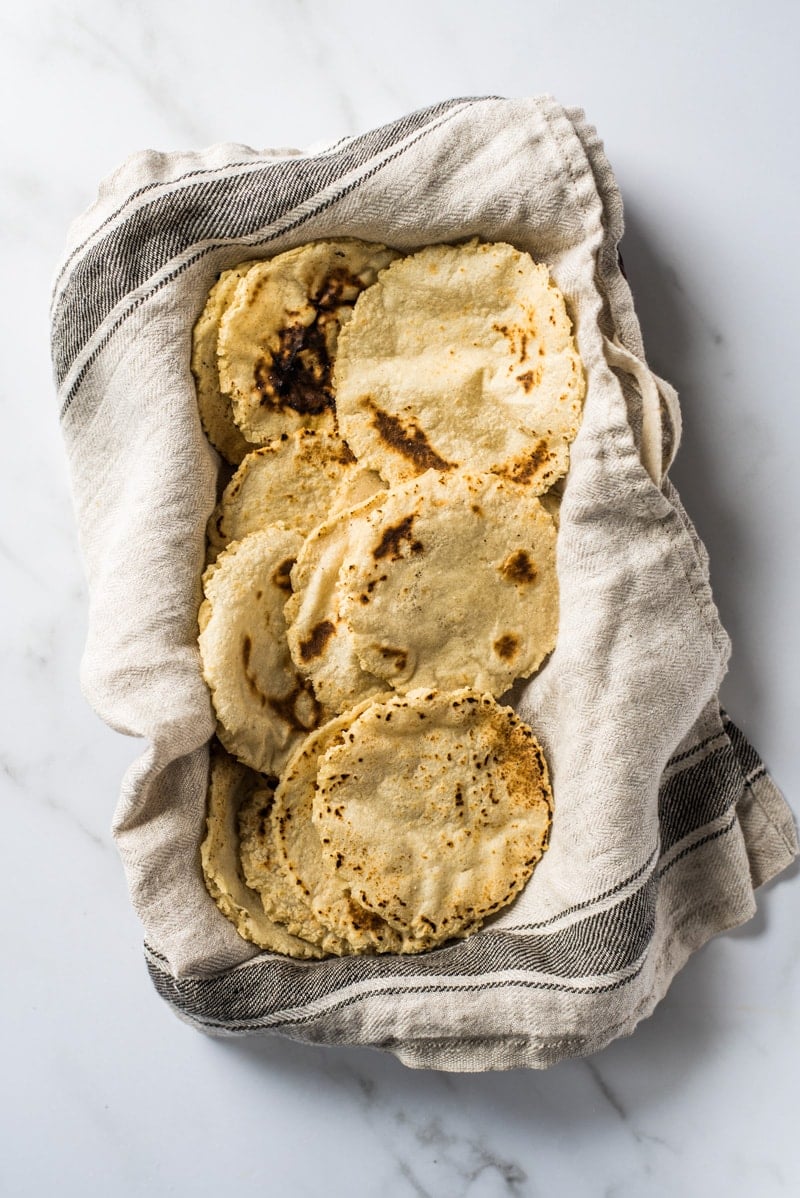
[271, 557, 295, 593]
[367, 402, 454, 473]
[492, 320, 532, 363]
[254, 324, 332, 416]
[492, 439, 551, 486]
[499, 549, 537, 585]
[241, 631, 321, 729]
[493, 633, 520, 660]
[516, 366, 543, 393]
[298, 619, 336, 662]
[378, 646, 408, 673]
[346, 899, 387, 934]
[254, 267, 365, 416]
[358, 569, 390, 604]
[312, 267, 363, 312]
[267, 676, 321, 732]
[372, 514, 424, 561]
[254, 792, 276, 837]
[241, 634, 268, 707]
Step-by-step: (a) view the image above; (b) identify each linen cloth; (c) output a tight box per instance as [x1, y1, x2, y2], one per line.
[51, 97, 797, 1070]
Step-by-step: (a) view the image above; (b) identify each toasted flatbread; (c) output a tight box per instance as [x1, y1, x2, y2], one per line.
[200, 745, 324, 958]
[270, 703, 404, 953]
[191, 261, 260, 464]
[284, 492, 390, 711]
[340, 469, 559, 696]
[335, 239, 584, 490]
[237, 781, 351, 955]
[206, 428, 384, 564]
[218, 239, 399, 444]
[199, 527, 322, 775]
[313, 688, 553, 950]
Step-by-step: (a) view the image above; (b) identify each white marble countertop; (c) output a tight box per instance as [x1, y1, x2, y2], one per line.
[3, 2, 799, 1194]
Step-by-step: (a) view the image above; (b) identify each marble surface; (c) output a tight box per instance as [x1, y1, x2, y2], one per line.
[2, 1, 799, 1194]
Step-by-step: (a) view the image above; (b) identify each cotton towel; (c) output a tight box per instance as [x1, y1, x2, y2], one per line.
[51, 97, 797, 1070]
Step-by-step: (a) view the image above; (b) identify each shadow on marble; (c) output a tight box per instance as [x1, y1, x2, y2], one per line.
[213, 926, 730, 1110]
[619, 206, 764, 749]
[199, 865, 798, 1180]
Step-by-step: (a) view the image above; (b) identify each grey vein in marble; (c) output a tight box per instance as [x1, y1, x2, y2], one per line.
[584, 1059, 627, 1121]
[1, 748, 108, 851]
[315, 1054, 531, 1198]
[290, 0, 361, 134]
[46, 6, 208, 145]
[0, 537, 51, 590]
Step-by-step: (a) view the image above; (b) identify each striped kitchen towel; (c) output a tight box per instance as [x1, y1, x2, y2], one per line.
[51, 97, 797, 1071]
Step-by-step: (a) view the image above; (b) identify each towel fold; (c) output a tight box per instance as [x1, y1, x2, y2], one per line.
[52, 96, 797, 1071]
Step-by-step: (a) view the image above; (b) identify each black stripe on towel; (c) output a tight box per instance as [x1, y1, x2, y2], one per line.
[51, 98, 478, 395]
[145, 718, 755, 1034]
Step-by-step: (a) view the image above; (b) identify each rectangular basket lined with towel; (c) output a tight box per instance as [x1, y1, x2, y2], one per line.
[51, 96, 797, 1071]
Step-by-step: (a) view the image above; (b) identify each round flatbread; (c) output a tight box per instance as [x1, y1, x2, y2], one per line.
[191, 260, 260, 465]
[200, 745, 324, 958]
[340, 469, 559, 696]
[238, 782, 351, 955]
[285, 491, 390, 712]
[313, 689, 553, 950]
[334, 239, 585, 490]
[271, 703, 404, 954]
[199, 527, 322, 775]
[218, 239, 399, 444]
[206, 428, 384, 564]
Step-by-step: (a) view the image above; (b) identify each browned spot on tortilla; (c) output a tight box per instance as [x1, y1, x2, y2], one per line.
[252, 267, 365, 418]
[253, 792, 276, 837]
[241, 634, 268, 707]
[500, 549, 537, 585]
[271, 557, 295, 593]
[493, 633, 520, 660]
[298, 619, 335, 662]
[493, 320, 532, 363]
[516, 366, 542, 392]
[267, 675, 321, 733]
[454, 783, 464, 808]
[254, 322, 332, 416]
[244, 272, 269, 305]
[346, 899, 387, 934]
[378, 646, 407, 672]
[493, 439, 550, 485]
[368, 403, 453, 473]
[312, 267, 363, 312]
[372, 514, 424, 561]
